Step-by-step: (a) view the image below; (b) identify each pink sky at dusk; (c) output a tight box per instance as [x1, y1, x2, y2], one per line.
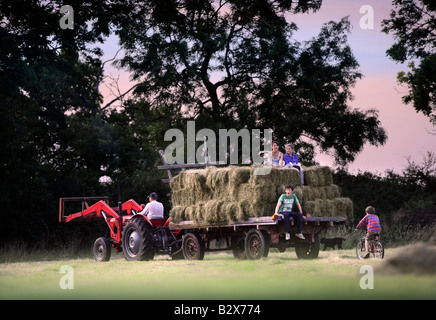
[99, 0, 435, 174]
[288, 0, 435, 173]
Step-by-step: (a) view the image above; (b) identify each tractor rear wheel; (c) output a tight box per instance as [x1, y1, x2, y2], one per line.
[122, 218, 155, 261]
[93, 237, 111, 262]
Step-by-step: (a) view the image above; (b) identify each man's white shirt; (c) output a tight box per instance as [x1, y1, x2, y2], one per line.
[139, 200, 164, 220]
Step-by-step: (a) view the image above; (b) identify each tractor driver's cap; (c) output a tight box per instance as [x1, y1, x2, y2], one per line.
[148, 192, 158, 200]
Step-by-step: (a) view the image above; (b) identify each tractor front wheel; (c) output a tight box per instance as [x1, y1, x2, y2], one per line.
[93, 237, 111, 262]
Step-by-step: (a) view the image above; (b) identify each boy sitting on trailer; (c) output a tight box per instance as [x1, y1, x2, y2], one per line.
[272, 185, 309, 240]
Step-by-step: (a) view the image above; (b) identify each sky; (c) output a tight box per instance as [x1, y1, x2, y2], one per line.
[288, 0, 436, 173]
[98, 0, 435, 174]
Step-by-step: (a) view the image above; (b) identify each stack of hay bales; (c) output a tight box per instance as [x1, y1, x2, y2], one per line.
[169, 165, 353, 224]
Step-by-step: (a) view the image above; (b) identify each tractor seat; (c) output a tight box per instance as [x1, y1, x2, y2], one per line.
[150, 219, 166, 228]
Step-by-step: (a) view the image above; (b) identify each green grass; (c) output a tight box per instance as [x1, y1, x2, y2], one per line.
[1, 247, 436, 300]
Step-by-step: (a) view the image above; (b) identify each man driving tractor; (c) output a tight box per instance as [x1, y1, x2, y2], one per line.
[139, 192, 164, 220]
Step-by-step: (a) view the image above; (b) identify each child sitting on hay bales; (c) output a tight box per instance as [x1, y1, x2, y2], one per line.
[283, 144, 304, 185]
[272, 184, 310, 240]
[265, 141, 284, 167]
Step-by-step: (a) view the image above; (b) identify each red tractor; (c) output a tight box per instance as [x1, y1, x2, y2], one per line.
[59, 197, 184, 261]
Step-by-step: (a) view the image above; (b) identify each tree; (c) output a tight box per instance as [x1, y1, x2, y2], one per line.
[0, 0, 127, 244]
[114, 0, 386, 165]
[402, 151, 436, 190]
[382, 0, 436, 124]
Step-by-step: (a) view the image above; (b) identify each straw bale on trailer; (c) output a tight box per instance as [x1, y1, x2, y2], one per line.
[303, 198, 354, 222]
[303, 166, 334, 186]
[169, 165, 353, 224]
[293, 185, 340, 202]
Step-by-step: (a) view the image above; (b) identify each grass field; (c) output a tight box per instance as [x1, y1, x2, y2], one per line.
[1, 246, 435, 300]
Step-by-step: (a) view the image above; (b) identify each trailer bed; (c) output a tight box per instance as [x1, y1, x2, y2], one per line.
[170, 216, 347, 230]
[170, 215, 347, 260]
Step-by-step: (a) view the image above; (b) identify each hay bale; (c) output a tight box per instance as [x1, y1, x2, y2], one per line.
[304, 166, 333, 186]
[304, 197, 353, 220]
[333, 197, 354, 222]
[239, 202, 277, 218]
[170, 205, 186, 221]
[378, 243, 436, 275]
[169, 170, 185, 190]
[171, 188, 192, 207]
[206, 167, 229, 191]
[292, 186, 303, 202]
[173, 202, 205, 222]
[238, 199, 252, 219]
[294, 185, 340, 203]
[171, 200, 246, 223]
[223, 201, 244, 221]
[304, 199, 332, 217]
[325, 185, 341, 199]
[230, 166, 252, 185]
[203, 200, 225, 223]
[249, 167, 301, 188]
[170, 169, 210, 206]
[252, 185, 279, 204]
[184, 205, 197, 222]
[229, 167, 252, 200]
[233, 183, 251, 202]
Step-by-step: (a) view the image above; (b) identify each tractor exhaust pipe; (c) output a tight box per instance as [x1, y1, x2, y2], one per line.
[118, 202, 122, 216]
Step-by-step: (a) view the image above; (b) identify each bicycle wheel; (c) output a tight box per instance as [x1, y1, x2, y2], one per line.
[373, 240, 384, 259]
[356, 238, 367, 260]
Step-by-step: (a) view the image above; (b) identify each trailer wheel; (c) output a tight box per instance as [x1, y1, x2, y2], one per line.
[295, 235, 320, 259]
[182, 233, 205, 260]
[122, 218, 155, 261]
[245, 229, 269, 260]
[93, 237, 111, 262]
[232, 237, 247, 260]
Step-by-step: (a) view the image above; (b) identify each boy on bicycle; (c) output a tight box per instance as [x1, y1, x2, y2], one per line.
[356, 206, 381, 258]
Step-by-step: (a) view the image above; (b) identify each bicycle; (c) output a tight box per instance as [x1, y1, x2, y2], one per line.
[356, 234, 384, 260]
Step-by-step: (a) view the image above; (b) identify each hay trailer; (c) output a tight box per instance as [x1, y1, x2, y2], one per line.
[59, 197, 185, 261]
[157, 150, 347, 260]
[170, 215, 347, 260]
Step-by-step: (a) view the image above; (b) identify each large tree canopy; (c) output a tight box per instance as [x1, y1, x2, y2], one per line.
[382, 0, 436, 124]
[114, 0, 387, 165]
[0, 0, 388, 244]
